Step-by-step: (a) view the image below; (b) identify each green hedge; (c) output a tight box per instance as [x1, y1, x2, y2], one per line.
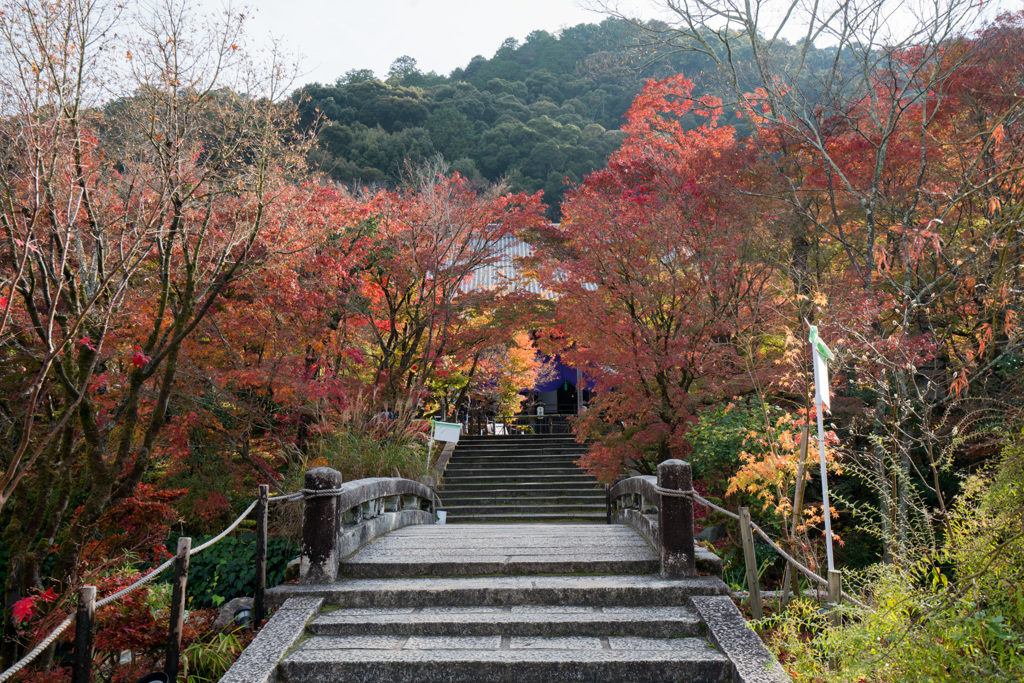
[173, 534, 298, 609]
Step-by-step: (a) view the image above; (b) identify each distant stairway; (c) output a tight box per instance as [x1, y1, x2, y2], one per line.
[438, 434, 606, 523]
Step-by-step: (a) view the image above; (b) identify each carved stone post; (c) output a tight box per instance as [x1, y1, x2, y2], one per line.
[300, 467, 342, 583]
[657, 459, 696, 578]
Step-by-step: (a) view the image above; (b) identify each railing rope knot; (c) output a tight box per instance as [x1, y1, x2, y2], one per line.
[651, 485, 697, 498]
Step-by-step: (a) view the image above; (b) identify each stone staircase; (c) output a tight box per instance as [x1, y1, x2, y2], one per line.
[225, 467, 788, 683]
[249, 528, 782, 679]
[239, 524, 787, 683]
[277, 578, 733, 682]
[438, 434, 606, 523]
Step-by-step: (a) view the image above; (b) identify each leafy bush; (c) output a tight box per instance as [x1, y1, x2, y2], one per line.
[687, 400, 767, 498]
[765, 566, 1024, 682]
[179, 534, 298, 609]
[763, 432, 1024, 681]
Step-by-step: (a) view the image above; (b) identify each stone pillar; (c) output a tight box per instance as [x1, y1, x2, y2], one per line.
[657, 459, 696, 578]
[300, 467, 342, 583]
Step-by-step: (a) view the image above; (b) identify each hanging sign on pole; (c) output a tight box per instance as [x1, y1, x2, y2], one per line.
[432, 420, 462, 443]
[428, 420, 462, 466]
[809, 325, 837, 573]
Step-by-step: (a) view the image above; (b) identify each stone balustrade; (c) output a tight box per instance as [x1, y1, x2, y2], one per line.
[608, 459, 721, 578]
[300, 467, 435, 583]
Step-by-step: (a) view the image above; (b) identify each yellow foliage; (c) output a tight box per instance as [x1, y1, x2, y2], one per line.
[727, 411, 842, 525]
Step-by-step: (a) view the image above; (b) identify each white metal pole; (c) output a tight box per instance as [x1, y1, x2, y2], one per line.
[427, 420, 435, 468]
[816, 400, 835, 572]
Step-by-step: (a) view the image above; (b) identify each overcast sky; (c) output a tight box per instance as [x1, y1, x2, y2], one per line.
[199, 0, 1016, 90]
[221, 0, 631, 86]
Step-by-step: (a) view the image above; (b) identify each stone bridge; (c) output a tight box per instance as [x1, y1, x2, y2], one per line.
[221, 456, 789, 683]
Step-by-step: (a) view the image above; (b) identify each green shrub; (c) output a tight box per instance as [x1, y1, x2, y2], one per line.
[305, 429, 429, 482]
[178, 534, 298, 609]
[763, 432, 1024, 681]
[687, 400, 771, 498]
[765, 565, 1024, 682]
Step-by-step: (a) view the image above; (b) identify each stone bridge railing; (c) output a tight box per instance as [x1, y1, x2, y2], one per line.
[300, 467, 435, 583]
[608, 459, 722, 578]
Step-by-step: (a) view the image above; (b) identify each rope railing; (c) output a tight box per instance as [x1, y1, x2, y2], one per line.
[0, 617, 74, 683]
[0, 497, 264, 683]
[0, 489, 306, 681]
[650, 484, 869, 610]
[0, 477, 440, 682]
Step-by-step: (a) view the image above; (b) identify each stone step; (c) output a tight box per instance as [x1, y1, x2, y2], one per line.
[280, 636, 732, 683]
[451, 447, 586, 454]
[440, 504, 606, 516]
[339, 555, 655, 577]
[446, 462, 585, 473]
[458, 438, 581, 444]
[452, 444, 585, 450]
[454, 444, 589, 448]
[442, 464, 589, 475]
[440, 495, 605, 506]
[441, 485, 603, 495]
[445, 455, 585, 464]
[451, 445, 588, 454]
[445, 459, 589, 467]
[444, 464, 585, 473]
[440, 481, 603, 492]
[444, 512, 608, 523]
[308, 605, 704, 638]
[447, 456, 586, 464]
[269, 574, 730, 608]
[440, 474, 598, 484]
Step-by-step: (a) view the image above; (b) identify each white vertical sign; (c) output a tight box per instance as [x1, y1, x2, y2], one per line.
[809, 325, 837, 573]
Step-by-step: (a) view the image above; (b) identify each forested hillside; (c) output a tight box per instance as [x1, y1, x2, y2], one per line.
[292, 18, 831, 217]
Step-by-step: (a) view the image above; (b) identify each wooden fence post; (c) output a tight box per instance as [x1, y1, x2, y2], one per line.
[738, 507, 764, 619]
[657, 459, 696, 578]
[71, 585, 95, 683]
[165, 537, 191, 679]
[254, 484, 269, 627]
[300, 467, 342, 583]
[828, 569, 842, 626]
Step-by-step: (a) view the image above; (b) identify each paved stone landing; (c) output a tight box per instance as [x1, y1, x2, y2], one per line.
[340, 523, 659, 576]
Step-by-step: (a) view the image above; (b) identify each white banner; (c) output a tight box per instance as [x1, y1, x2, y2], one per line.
[809, 325, 835, 413]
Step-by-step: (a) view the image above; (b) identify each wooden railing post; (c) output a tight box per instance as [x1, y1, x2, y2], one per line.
[739, 507, 764, 619]
[254, 484, 269, 627]
[165, 536, 191, 679]
[657, 459, 696, 578]
[71, 585, 95, 683]
[300, 467, 342, 583]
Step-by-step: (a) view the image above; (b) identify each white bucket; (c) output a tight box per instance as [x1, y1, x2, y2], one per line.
[436, 510, 447, 524]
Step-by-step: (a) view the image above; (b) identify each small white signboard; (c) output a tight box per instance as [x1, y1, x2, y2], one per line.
[432, 420, 462, 443]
